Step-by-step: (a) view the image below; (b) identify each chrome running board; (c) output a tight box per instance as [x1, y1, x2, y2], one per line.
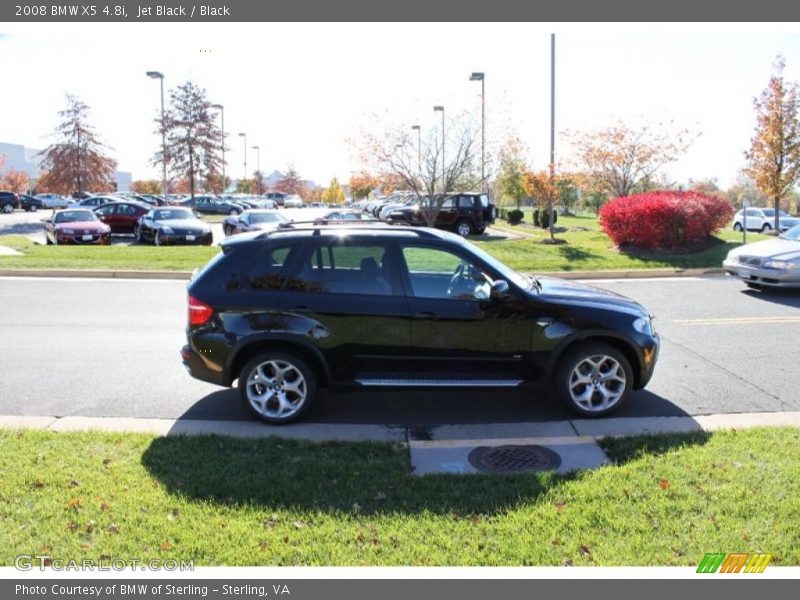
[355, 378, 523, 387]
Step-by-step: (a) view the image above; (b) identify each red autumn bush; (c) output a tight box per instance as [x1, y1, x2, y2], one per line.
[598, 191, 734, 250]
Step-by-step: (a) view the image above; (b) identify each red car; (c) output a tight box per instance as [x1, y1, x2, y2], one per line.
[94, 202, 149, 234]
[45, 209, 111, 245]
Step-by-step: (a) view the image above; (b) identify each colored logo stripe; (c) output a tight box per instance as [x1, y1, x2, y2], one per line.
[697, 553, 771, 573]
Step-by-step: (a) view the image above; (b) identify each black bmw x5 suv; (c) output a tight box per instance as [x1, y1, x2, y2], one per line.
[182, 223, 660, 424]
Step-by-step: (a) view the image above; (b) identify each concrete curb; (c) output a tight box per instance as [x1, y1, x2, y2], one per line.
[2, 411, 799, 442]
[0, 267, 724, 281]
[0, 269, 192, 280]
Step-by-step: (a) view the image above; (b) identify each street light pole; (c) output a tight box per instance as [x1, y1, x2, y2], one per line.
[470, 72, 485, 191]
[238, 132, 247, 184]
[549, 33, 556, 236]
[252, 145, 261, 194]
[146, 71, 167, 197]
[411, 125, 421, 178]
[211, 103, 225, 192]
[433, 106, 444, 193]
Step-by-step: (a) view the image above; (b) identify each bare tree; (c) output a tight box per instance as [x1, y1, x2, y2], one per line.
[356, 119, 480, 226]
[37, 95, 117, 195]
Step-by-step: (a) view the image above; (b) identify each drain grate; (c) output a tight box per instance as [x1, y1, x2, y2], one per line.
[468, 444, 561, 473]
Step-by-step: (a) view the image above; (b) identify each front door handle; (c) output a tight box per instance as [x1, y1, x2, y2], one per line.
[414, 311, 437, 320]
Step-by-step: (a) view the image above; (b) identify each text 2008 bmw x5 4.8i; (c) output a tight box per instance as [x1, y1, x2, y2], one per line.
[181, 223, 660, 424]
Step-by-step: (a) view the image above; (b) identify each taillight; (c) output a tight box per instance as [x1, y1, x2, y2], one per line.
[188, 295, 213, 326]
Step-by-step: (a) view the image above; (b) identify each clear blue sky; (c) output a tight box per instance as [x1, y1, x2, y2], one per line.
[1, 23, 799, 187]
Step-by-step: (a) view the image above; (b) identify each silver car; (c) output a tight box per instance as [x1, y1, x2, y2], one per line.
[723, 223, 800, 288]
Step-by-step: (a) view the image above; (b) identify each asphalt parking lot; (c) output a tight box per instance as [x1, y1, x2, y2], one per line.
[0, 275, 797, 426]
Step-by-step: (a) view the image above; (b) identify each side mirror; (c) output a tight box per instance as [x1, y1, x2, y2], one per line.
[490, 279, 510, 300]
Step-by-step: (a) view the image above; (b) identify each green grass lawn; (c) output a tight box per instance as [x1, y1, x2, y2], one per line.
[0, 235, 219, 271]
[0, 213, 767, 273]
[1, 427, 798, 566]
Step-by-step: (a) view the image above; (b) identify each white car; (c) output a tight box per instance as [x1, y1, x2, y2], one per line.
[723, 223, 800, 289]
[732, 208, 800, 233]
[35, 194, 70, 209]
[284, 194, 304, 208]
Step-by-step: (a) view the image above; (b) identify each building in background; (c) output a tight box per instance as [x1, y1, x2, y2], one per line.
[0, 141, 132, 192]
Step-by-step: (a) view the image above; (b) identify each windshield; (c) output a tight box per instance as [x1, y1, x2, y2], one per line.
[460, 238, 530, 290]
[154, 209, 194, 220]
[249, 212, 288, 224]
[55, 210, 97, 223]
[779, 223, 800, 241]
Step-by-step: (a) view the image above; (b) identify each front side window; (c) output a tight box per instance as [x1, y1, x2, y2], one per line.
[401, 245, 491, 301]
[288, 242, 396, 296]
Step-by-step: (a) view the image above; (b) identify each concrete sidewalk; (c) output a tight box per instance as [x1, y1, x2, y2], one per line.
[2, 411, 799, 441]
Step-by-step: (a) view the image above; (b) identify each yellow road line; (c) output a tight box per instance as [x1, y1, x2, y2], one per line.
[675, 316, 800, 325]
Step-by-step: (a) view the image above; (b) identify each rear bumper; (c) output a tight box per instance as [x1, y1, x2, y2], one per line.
[723, 259, 800, 287]
[181, 344, 226, 386]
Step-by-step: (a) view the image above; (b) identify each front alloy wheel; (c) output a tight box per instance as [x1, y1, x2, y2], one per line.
[1, 204, 12, 213]
[556, 343, 632, 416]
[239, 352, 316, 424]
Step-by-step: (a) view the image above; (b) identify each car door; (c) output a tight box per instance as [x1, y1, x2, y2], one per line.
[95, 204, 118, 231]
[433, 196, 458, 228]
[116, 203, 141, 233]
[398, 242, 532, 382]
[276, 237, 412, 382]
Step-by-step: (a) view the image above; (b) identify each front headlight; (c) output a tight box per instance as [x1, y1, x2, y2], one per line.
[161, 225, 174, 234]
[763, 259, 797, 271]
[633, 314, 656, 336]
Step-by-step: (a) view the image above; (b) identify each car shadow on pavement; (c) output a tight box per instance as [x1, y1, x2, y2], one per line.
[742, 287, 800, 307]
[174, 385, 693, 426]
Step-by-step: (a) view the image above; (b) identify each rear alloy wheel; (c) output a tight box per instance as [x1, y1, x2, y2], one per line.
[239, 352, 316, 424]
[733, 222, 743, 232]
[555, 343, 633, 417]
[456, 219, 473, 237]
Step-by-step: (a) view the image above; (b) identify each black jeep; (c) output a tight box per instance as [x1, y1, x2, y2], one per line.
[387, 193, 496, 236]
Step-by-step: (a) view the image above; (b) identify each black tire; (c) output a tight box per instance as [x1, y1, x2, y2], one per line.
[238, 351, 317, 425]
[554, 342, 633, 417]
[761, 223, 772, 233]
[745, 282, 764, 291]
[134, 225, 143, 244]
[223, 225, 232, 236]
[733, 222, 743, 232]
[455, 219, 474, 237]
[154, 231, 162, 246]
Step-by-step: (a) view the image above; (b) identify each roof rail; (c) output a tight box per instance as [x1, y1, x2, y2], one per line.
[272, 220, 439, 238]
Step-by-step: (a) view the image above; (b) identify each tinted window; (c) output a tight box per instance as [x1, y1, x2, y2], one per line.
[457, 196, 473, 209]
[118, 204, 139, 216]
[289, 242, 395, 296]
[55, 210, 97, 223]
[95, 205, 114, 217]
[402, 245, 491, 301]
[246, 244, 297, 291]
[155, 209, 194, 220]
[480, 194, 489, 207]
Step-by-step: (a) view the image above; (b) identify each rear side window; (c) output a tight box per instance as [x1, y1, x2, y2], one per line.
[480, 194, 489, 207]
[246, 244, 296, 290]
[287, 242, 396, 296]
[457, 196, 473, 209]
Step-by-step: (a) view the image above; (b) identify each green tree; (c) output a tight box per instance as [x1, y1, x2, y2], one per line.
[321, 177, 346, 204]
[497, 138, 529, 209]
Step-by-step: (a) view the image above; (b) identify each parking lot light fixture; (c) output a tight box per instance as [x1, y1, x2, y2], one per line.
[238, 133, 247, 183]
[146, 71, 167, 197]
[211, 103, 225, 191]
[411, 125, 421, 178]
[433, 106, 445, 193]
[252, 145, 261, 194]
[469, 72, 485, 191]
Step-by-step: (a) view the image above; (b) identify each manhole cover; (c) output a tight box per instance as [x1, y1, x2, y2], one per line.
[468, 445, 561, 473]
